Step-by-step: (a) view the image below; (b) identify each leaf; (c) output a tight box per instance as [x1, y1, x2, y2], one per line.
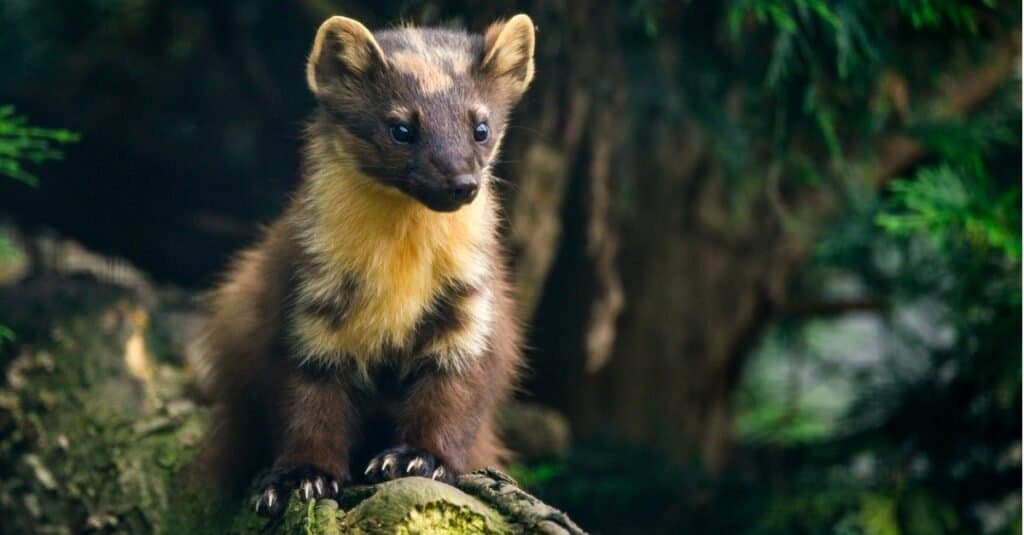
[0, 106, 79, 187]
[877, 165, 1021, 261]
[0, 325, 14, 343]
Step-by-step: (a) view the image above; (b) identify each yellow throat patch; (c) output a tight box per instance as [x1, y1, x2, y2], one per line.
[294, 156, 496, 369]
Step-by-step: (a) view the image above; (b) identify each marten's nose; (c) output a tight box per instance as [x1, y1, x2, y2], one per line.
[446, 174, 479, 204]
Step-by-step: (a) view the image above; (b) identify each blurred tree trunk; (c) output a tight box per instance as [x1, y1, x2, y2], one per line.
[526, 111, 804, 468]
[487, 3, 796, 468]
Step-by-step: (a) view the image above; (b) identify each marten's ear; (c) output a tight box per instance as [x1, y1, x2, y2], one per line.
[307, 16, 386, 96]
[479, 14, 536, 96]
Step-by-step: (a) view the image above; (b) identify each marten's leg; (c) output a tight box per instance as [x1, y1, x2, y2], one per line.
[364, 358, 497, 484]
[254, 363, 357, 516]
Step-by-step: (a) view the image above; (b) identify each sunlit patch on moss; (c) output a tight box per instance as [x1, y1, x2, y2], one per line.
[397, 501, 490, 534]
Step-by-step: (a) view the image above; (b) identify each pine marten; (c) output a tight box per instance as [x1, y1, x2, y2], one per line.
[191, 14, 535, 516]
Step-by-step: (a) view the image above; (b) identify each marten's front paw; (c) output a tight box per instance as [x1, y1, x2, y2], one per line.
[253, 465, 341, 517]
[364, 445, 455, 484]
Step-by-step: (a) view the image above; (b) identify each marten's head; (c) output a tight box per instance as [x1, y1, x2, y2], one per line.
[306, 15, 535, 212]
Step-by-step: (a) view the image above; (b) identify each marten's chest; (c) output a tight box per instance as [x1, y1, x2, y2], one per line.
[291, 186, 495, 369]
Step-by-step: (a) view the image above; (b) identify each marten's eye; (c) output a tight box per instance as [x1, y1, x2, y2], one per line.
[390, 124, 416, 144]
[473, 123, 490, 144]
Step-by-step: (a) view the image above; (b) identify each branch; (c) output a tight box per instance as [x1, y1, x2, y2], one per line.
[458, 469, 588, 535]
[779, 298, 888, 319]
[872, 33, 1020, 186]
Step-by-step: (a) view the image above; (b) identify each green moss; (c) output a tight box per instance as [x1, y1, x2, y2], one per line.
[0, 305, 210, 533]
[396, 502, 491, 534]
[339, 478, 511, 535]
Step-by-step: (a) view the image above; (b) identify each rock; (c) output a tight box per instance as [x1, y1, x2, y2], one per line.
[499, 403, 572, 462]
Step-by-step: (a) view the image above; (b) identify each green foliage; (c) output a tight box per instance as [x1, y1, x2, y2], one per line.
[692, 0, 1018, 206]
[0, 324, 13, 344]
[0, 105, 79, 187]
[877, 165, 1020, 261]
[717, 0, 883, 174]
[505, 461, 567, 489]
[878, 93, 1022, 261]
[728, 0, 1000, 84]
[895, 0, 998, 31]
[731, 78, 1021, 532]
[728, 0, 845, 45]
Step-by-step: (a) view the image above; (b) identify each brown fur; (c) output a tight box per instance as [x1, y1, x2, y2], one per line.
[191, 15, 534, 503]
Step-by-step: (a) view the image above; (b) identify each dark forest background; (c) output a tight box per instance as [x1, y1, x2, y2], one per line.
[1, 0, 1021, 533]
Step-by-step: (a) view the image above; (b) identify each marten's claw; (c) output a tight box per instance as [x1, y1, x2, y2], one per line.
[364, 445, 456, 484]
[254, 466, 341, 517]
[254, 486, 284, 517]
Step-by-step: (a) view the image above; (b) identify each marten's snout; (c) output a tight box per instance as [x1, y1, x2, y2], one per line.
[414, 150, 481, 211]
[446, 174, 479, 205]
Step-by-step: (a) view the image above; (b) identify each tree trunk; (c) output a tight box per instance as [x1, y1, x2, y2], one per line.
[528, 122, 805, 468]
[485, 5, 804, 467]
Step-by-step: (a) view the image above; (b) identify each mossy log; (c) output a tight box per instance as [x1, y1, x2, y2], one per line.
[0, 278, 585, 534]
